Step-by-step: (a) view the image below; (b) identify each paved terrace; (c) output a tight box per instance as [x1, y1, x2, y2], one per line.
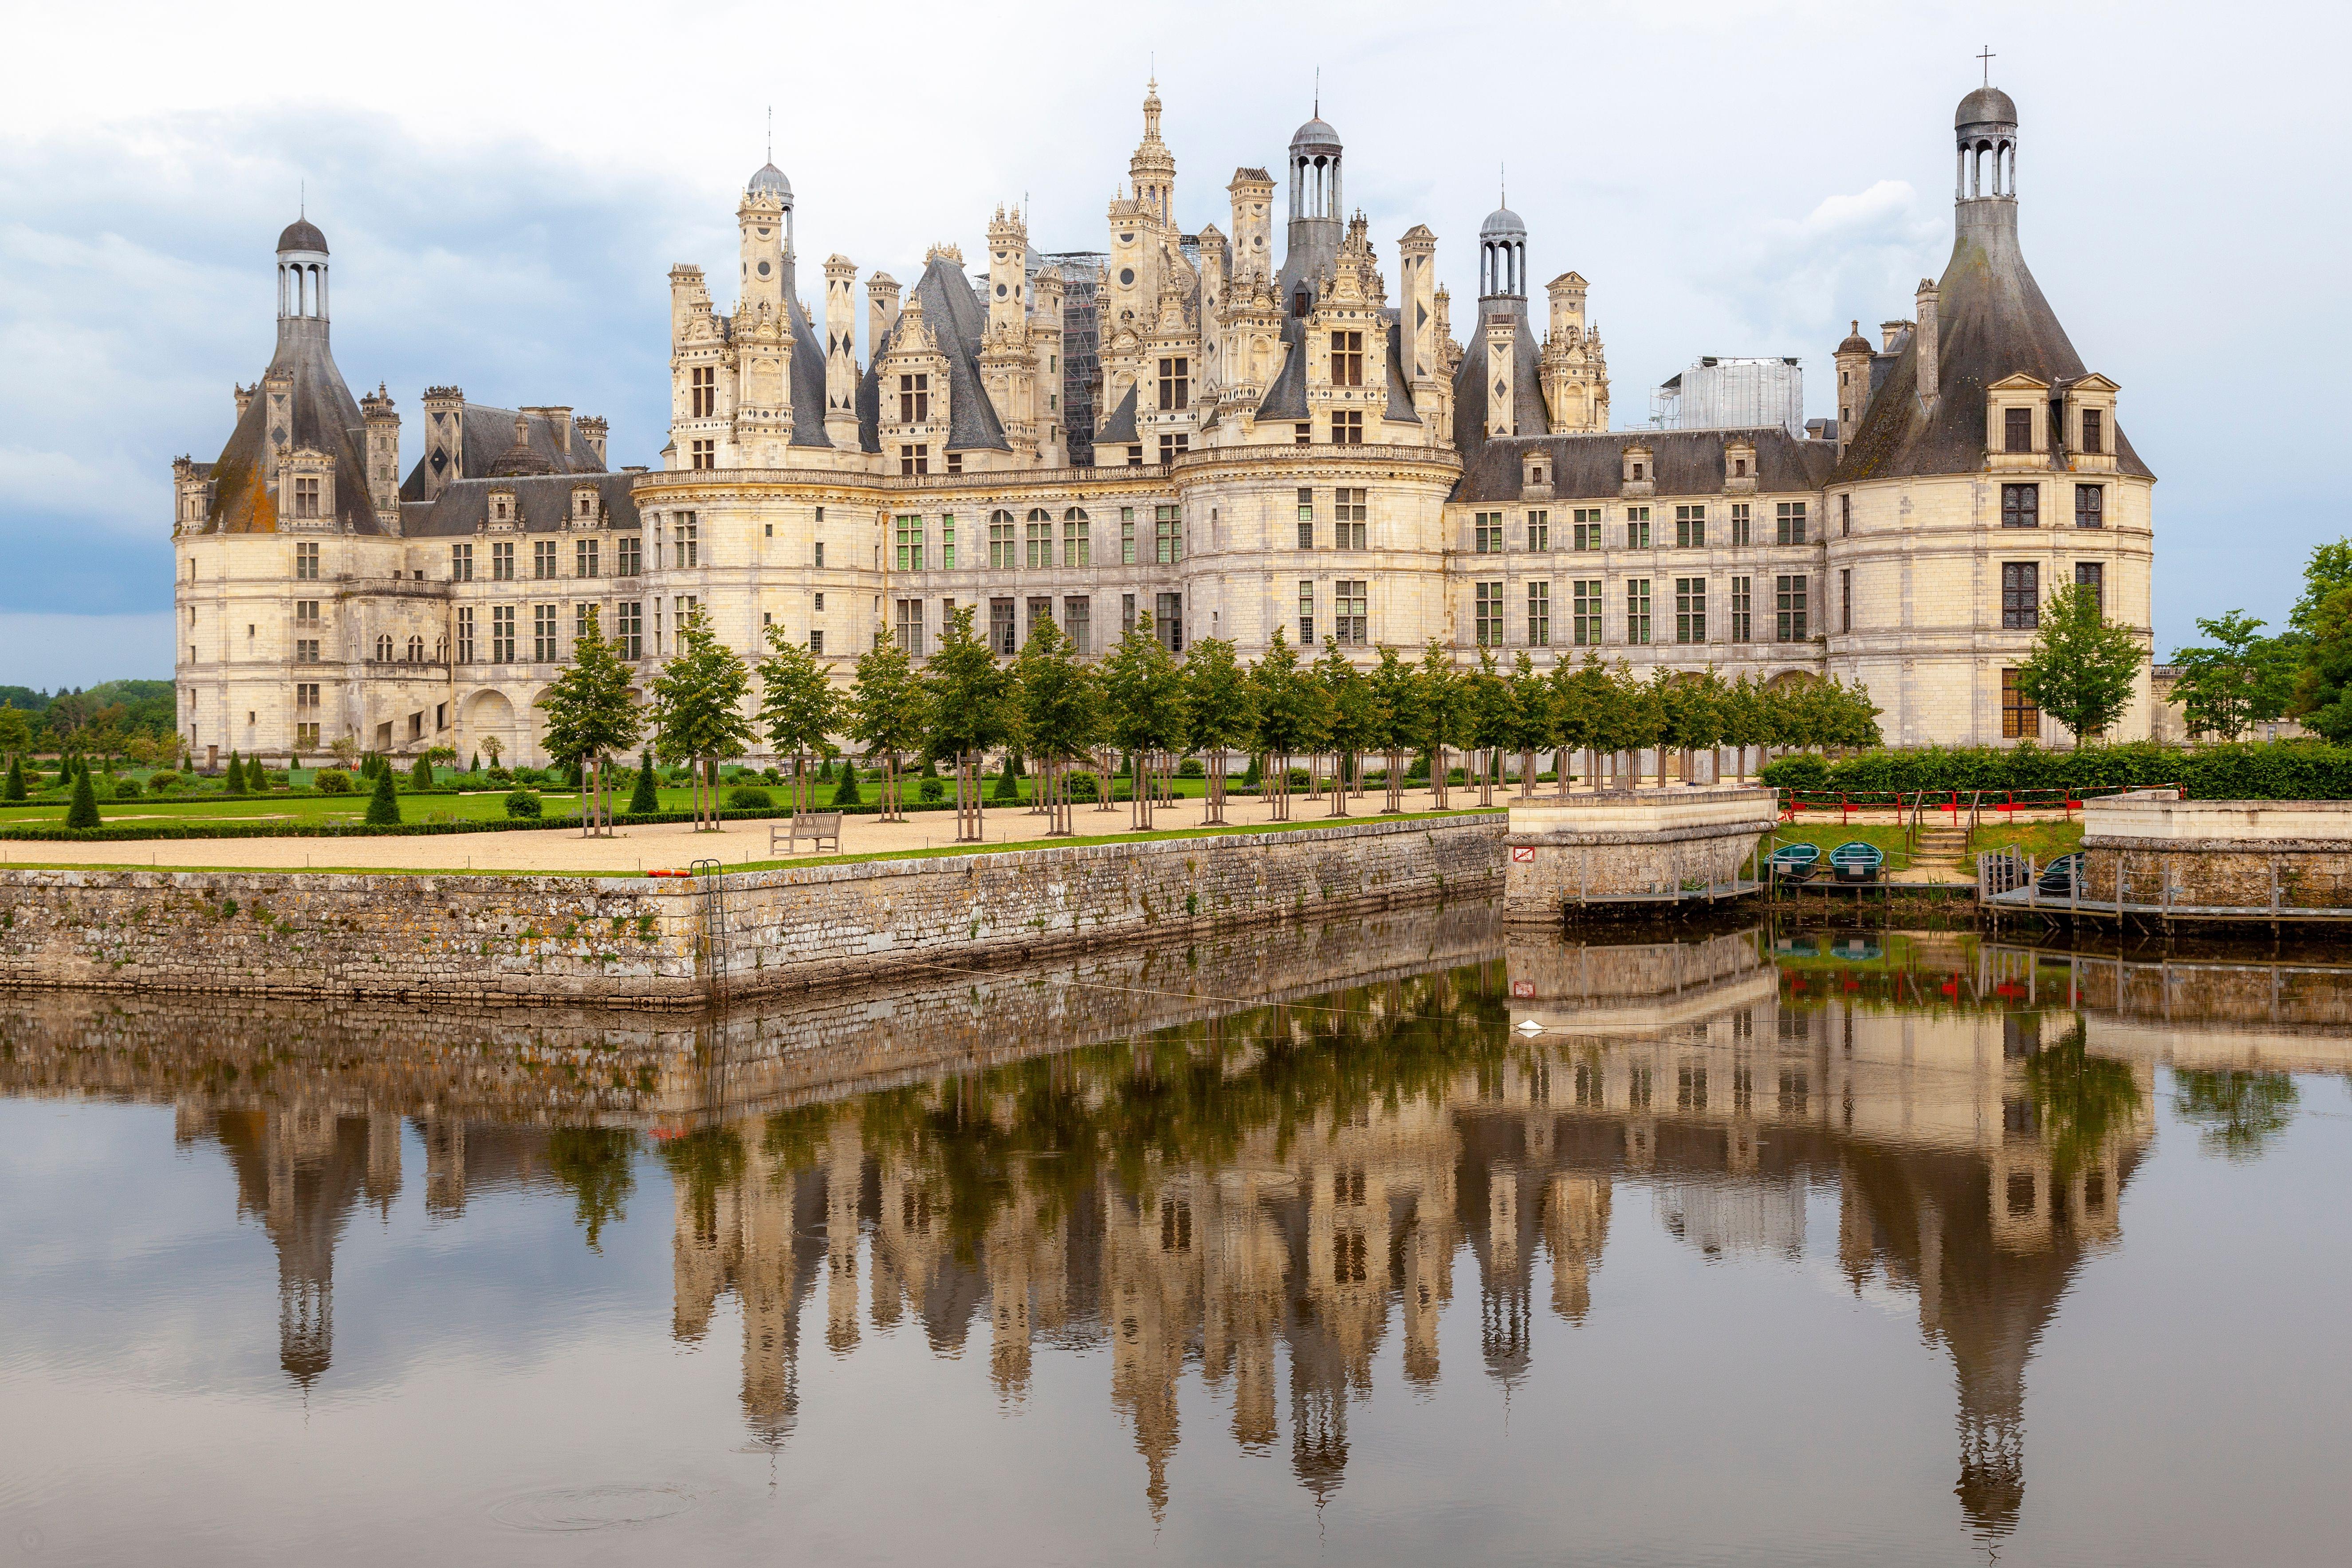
[0, 784, 1511, 876]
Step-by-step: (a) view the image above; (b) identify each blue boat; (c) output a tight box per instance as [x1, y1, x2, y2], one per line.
[1829, 841, 1884, 883]
[1770, 842, 1822, 882]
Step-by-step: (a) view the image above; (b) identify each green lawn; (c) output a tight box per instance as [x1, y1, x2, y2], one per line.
[1764, 824, 1916, 873]
[1966, 820, 2084, 864]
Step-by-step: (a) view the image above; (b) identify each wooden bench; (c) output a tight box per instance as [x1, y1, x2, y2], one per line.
[771, 810, 843, 855]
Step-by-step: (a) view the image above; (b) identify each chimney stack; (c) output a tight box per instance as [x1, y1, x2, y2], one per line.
[1913, 279, 1941, 406]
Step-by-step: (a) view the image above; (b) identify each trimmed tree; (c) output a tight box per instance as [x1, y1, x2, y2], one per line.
[537, 606, 645, 836]
[1416, 640, 1465, 808]
[65, 767, 101, 829]
[1011, 616, 1101, 836]
[924, 603, 1014, 842]
[1314, 637, 1378, 817]
[3, 755, 24, 802]
[1502, 651, 1551, 800]
[649, 607, 756, 829]
[223, 749, 247, 796]
[1466, 647, 1514, 806]
[364, 766, 401, 825]
[1180, 635, 1252, 825]
[629, 748, 660, 815]
[848, 629, 930, 822]
[2014, 583, 2144, 745]
[1245, 626, 1327, 822]
[1369, 645, 1422, 813]
[756, 626, 843, 813]
[1103, 613, 1188, 830]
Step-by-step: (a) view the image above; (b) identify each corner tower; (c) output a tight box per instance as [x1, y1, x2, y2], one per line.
[1826, 79, 2155, 747]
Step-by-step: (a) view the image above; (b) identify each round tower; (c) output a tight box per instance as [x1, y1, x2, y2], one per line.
[275, 216, 330, 336]
[1955, 84, 2018, 202]
[1478, 205, 1526, 303]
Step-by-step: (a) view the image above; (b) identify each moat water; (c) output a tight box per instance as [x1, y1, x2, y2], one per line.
[4, 910, 2348, 1565]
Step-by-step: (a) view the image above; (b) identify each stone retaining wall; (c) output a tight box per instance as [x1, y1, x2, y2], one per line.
[1502, 787, 1778, 920]
[2080, 790, 2352, 909]
[0, 815, 1506, 1006]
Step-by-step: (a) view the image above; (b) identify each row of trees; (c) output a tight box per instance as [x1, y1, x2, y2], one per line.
[533, 603, 1884, 839]
[2165, 539, 2352, 743]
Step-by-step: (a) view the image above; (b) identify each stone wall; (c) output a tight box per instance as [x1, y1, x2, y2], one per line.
[1501, 787, 1777, 920]
[0, 900, 1504, 1124]
[2080, 791, 2352, 910]
[0, 815, 1506, 1006]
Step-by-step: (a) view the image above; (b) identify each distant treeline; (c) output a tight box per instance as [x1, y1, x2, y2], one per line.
[0, 680, 176, 750]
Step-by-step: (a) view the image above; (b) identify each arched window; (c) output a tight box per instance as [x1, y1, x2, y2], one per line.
[406, 635, 425, 662]
[988, 508, 1015, 569]
[1025, 507, 1053, 570]
[1062, 507, 1089, 567]
[375, 634, 393, 661]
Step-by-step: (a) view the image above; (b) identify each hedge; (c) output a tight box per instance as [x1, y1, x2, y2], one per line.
[1758, 742, 2352, 801]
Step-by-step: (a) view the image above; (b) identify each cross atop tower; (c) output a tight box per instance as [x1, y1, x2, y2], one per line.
[1978, 45, 1996, 86]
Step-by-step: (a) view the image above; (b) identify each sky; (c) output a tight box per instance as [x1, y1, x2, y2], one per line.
[1, 0, 2343, 688]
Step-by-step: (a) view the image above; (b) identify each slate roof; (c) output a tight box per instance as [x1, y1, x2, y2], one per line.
[856, 255, 1011, 454]
[1255, 315, 1309, 420]
[783, 294, 832, 448]
[398, 404, 607, 499]
[1832, 204, 2151, 485]
[276, 218, 328, 254]
[1096, 383, 1140, 445]
[199, 318, 378, 534]
[1454, 428, 1836, 504]
[399, 471, 643, 538]
[1383, 318, 1420, 424]
[1450, 297, 1550, 458]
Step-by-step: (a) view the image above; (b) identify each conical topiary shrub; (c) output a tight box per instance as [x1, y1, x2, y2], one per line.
[1241, 755, 1262, 789]
[364, 766, 401, 825]
[411, 755, 433, 789]
[991, 756, 1019, 802]
[817, 755, 834, 783]
[65, 768, 101, 829]
[832, 759, 864, 806]
[629, 750, 659, 815]
[223, 750, 247, 796]
[3, 756, 23, 802]
[248, 755, 270, 791]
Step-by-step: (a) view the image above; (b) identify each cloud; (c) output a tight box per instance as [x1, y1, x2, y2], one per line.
[1706, 180, 1944, 347]
[0, 110, 689, 625]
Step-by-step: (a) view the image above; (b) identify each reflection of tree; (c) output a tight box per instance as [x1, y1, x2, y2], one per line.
[660, 1125, 747, 1243]
[2024, 1020, 2142, 1176]
[2171, 1070, 2300, 1161]
[832, 968, 1511, 1260]
[546, 1127, 637, 1250]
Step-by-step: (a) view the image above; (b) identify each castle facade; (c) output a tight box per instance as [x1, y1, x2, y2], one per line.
[172, 80, 2153, 767]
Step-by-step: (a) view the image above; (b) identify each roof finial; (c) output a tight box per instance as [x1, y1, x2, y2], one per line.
[766, 105, 772, 163]
[1499, 163, 1506, 207]
[1314, 66, 1320, 118]
[299, 180, 304, 219]
[1978, 44, 1995, 86]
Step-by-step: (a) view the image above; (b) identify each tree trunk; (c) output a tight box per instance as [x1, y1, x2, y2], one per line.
[1386, 750, 1404, 815]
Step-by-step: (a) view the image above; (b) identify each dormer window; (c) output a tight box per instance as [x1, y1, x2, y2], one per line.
[899, 374, 929, 423]
[293, 477, 319, 518]
[1632, 463, 1645, 480]
[573, 487, 596, 520]
[2004, 406, 2032, 453]
[2081, 408, 2104, 455]
[1733, 458, 1748, 479]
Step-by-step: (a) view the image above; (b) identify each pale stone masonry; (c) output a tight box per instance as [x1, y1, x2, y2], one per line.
[0, 816, 1505, 1004]
[172, 79, 2150, 768]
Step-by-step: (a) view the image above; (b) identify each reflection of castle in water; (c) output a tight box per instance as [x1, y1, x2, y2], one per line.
[10, 920, 2206, 1537]
[174, 1106, 558, 1384]
[668, 933, 2153, 1535]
